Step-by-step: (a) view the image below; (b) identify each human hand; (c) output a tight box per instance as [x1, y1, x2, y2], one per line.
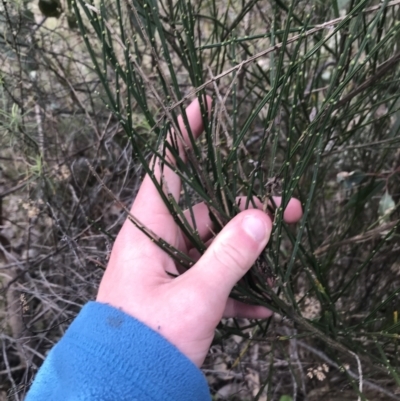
[96, 97, 302, 367]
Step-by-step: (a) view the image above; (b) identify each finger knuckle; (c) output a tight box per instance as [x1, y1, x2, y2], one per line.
[211, 239, 248, 273]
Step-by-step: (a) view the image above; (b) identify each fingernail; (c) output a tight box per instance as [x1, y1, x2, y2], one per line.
[243, 215, 267, 242]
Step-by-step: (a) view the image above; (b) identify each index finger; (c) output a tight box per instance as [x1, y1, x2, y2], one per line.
[132, 96, 212, 227]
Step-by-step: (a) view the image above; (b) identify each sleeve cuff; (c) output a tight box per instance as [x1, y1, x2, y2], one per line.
[27, 301, 211, 401]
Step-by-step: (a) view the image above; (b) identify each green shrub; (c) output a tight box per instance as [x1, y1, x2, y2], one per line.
[1, 0, 400, 399]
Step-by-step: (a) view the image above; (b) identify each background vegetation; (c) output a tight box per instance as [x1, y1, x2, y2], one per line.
[1, 0, 400, 399]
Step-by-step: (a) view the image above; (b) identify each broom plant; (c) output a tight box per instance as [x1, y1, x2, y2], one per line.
[69, 0, 400, 398]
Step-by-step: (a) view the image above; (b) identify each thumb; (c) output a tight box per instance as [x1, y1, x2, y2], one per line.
[188, 210, 272, 300]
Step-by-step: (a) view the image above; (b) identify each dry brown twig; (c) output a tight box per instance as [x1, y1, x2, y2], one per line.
[313, 221, 398, 256]
[298, 340, 400, 401]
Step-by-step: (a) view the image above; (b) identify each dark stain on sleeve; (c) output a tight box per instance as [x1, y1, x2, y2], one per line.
[106, 316, 123, 328]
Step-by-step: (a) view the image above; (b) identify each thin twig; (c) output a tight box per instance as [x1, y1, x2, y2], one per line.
[323, 136, 400, 156]
[314, 221, 397, 256]
[350, 350, 363, 401]
[85, 159, 195, 267]
[2, 340, 20, 401]
[298, 341, 400, 401]
[335, 52, 400, 110]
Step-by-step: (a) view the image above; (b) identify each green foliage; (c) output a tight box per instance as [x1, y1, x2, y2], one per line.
[68, 0, 400, 398]
[1, 0, 400, 398]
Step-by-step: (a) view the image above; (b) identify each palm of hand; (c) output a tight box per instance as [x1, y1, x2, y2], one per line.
[97, 97, 302, 367]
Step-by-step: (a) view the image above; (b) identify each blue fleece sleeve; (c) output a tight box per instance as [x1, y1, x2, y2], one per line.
[26, 301, 211, 401]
